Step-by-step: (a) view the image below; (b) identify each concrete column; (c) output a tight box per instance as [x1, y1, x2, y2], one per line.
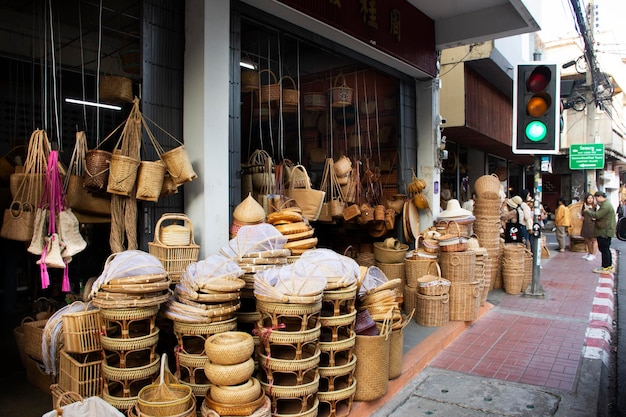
[184, 0, 231, 257]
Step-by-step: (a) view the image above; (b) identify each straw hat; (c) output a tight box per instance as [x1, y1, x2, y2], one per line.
[437, 199, 472, 219]
[506, 195, 523, 208]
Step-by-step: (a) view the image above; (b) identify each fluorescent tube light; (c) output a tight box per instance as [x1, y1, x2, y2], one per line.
[240, 55, 257, 70]
[65, 98, 122, 110]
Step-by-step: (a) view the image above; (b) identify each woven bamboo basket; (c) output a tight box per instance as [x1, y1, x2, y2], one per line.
[318, 330, 355, 368]
[439, 250, 476, 283]
[148, 213, 200, 283]
[241, 69, 259, 93]
[107, 152, 140, 196]
[204, 357, 255, 386]
[102, 355, 161, 381]
[136, 160, 166, 202]
[280, 76, 299, 107]
[416, 262, 451, 296]
[100, 75, 133, 103]
[160, 145, 197, 186]
[257, 348, 320, 380]
[101, 328, 160, 352]
[389, 319, 408, 380]
[322, 284, 357, 317]
[210, 378, 261, 405]
[201, 394, 270, 417]
[373, 242, 408, 263]
[256, 300, 322, 333]
[22, 318, 48, 361]
[86, 149, 114, 192]
[138, 354, 194, 417]
[353, 332, 389, 401]
[474, 174, 501, 197]
[403, 286, 418, 316]
[502, 257, 524, 294]
[204, 332, 254, 365]
[449, 281, 481, 321]
[522, 249, 533, 291]
[375, 261, 405, 284]
[437, 221, 468, 252]
[318, 353, 357, 379]
[317, 378, 356, 417]
[62, 305, 102, 353]
[404, 257, 437, 288]
[415, 293, 449, 327]
[58, 350, 102, 398]
[329, 74, 353, 108]
[259, 69, 280, 102]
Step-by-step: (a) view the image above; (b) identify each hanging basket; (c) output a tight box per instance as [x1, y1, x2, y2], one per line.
[329, 74, 353, 108]
[160, 146, 197, 186]
[303, 80, 327, 111]
[280, 76, 299, 107]
[241, 69, 260, 94]
[136, 160, 166, 202]
[84, 150, 112, 192]
[259, 69, 280, 103]
[106, 151, 140, 196]
[99, 75, 133, 104]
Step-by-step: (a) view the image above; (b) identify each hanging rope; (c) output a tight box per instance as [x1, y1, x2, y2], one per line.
[78, 1, 88, 131]
[96, 0, 103, 144]
[296, 40, 302, 164]
[47, 0, 61, 149]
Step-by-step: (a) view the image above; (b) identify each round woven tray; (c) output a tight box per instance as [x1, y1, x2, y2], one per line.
[318, 331, 356, 353]
[101, 328, 160, 351]
[256, 300, 322, 316]
[99, 305, 159, 321]
[102, 390, 138, 411]
[101, 279, 171, 294]
[107, 273, 169, 286]
[256, 323, 321, 345]
[102, 356, 160, 381]
[181, 381, 211, 398]
[176, 285, 240, 303]
[204, 332, 254, 365]
[198, 277, 246, 293]
[201, 392, 267, 417]
[204, 357, 255, 386]
[318, 353, 357, 378]
[173, 317, 238, 336]
[317, 377, 357, 402]
[259, 372, 320, 398]
[319, 309, 357, 328]
[322, 284, 357, 302]
[210, 378, 261, 405]
[92, 292, 170, 309]
[257, 347, 320, 372]
[236, 311, 262, 323]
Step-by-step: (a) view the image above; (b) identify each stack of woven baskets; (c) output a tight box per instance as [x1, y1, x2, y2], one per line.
[439, 249, 480, 321]
[473, 247, 491, 305]
[268, 209, 318, 256]
[472, 174, 504, 291]
[148, 213, 200, 284]
[373, 238, 408, 300]
[162, 255, 245, 400]
[57, 302, 103, 399]
[414, 262, 451, 327]
[502, 243, 526, 294]
[202, 332, 267, 416]
[317, 280, 358, 417]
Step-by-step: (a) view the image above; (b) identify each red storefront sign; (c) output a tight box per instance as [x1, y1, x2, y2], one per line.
[277, 0, 436, 77]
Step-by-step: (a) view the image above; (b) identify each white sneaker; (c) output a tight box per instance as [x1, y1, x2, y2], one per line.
[586, 255, 596, 261]
[582, 254, 590, 259]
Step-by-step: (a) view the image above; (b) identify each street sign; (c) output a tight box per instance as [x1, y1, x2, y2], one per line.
[569, 143, 605, 169]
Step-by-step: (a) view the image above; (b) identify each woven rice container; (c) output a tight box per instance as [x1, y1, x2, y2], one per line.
[449, 281, 481, 321]
[439, 250, 476, 283]
[375, 261, 405, 285]
[415, 293, 449, 327]
[353, 333, 389, 401]
[502, 256, 524, 294]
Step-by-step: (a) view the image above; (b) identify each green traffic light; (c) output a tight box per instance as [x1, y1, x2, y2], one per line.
[525, 121, 547, 142]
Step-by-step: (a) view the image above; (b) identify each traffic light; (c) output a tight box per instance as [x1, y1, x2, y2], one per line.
[512, 63, 560, 154]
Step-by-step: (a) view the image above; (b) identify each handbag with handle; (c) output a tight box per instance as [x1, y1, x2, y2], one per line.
[285, 165, 325, 221]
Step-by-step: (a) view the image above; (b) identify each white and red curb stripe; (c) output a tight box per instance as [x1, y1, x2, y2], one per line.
[582, 273, 615, 365]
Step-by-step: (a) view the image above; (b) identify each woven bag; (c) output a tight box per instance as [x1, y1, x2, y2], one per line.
[84, 149, 112, 192]
[0, 201, 35, 242]
[353, 320, 391, 401]
[285, 165, 325, 221]
[280, 75, 299, 108]
[135, 160, 166, 202]
[259, 69, 280, 102]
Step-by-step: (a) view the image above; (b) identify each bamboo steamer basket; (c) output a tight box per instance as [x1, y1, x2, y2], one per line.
[204, 332, 254, 365]
[210, 378, 261, 405]
[204, 357, 255, 386]
[107, 151, 140, 196]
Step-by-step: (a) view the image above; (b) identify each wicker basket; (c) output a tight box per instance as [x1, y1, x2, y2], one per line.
[241, 69, 259, 94]
[329, 74, 353, 108]
[416, 262, 451, 296]
[502, 257, 524, 294]
[210, 378, 261, 405]
[58, 350, 102, 398]
[437, 221, 468, 252]
[474, 174, 501, 197]
[22, 318, 48, 361]
[259, 69, 280, 102]
[439, 250, 476, 283]
[281, 76, 299, 107]
[148, 214, 200, 283]
[375, 261, 405, 283]
[136, 160, 166, 202]
[138, 354, 194, 417]
[204, 357, 255, 386]
[107, 152, 140, 196]
[353, 332, 389, 401]
[373, 242, 408, 263]
[449, 281, 481, 321]
[415, 293, 449, 327]
[160, 145, 197, 186]
[100, 75, 133, 103]
[204, 332, 254, 365]
[84, 149, 112, 192]
[62, 304, 102, 353]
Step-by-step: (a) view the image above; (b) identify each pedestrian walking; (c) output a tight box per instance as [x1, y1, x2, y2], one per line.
[519, 190, 534, 250]
[580, 192, 598, 261]
[554, 197, 571, 252]
[585, 191, 616, 273]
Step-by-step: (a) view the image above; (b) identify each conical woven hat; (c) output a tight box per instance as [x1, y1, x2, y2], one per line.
[233, 193, 266, 223]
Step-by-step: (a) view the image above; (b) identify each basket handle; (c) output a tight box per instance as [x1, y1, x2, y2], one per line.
[55, 391, 83, 415]
[280, 75, 297, 90]
[426, 261, 441, 278]
[333, 73, 348, 87]
[259, 69, 278, 84]
[153, 213, 195, 246]
[446, 220, 461, 238]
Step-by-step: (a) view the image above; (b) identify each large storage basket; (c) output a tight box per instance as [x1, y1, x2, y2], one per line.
[22, 318, 48, 361]
[148, 213, 200, 283]
[439, 250, 476, 283]
[415, 293, 449, 327]
[474, 174, 501, 198]
[502, 257, 524, 294]
[58, 350, 102, 397]
[353, 332, 389, 401]
[449, 281, 481, 321]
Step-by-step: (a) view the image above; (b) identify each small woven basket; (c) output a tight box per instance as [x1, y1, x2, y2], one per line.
[280, 76, 299, 107]
[437, 221, 468, 252]
[259, 69, 280, 102]
[373, 242, 408, 263]
[136, 160, 166, 202]
[329, 74, 353, 108]
[474, 174, 501, 197]
[84, 149, 112, 192]
[99, 75, 133, 104]
[58, 350, 102, 398]
[160, 145, 197, 186]
[107, 152, 140, 196]
[62, 304, 102, 354]
[439, 250, 476, 283]
[204, 332, 254, 365]
[137, 354, 194, 417]
[416, 263, 451, 296]
[204, 357, 255, 386]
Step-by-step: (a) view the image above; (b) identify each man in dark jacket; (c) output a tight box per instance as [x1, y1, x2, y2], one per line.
[585, 191, 616, 273]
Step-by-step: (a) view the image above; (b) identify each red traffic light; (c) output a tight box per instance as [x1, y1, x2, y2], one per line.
[526, 66, 551, 93]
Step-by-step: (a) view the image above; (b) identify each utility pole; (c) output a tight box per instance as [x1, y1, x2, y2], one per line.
[524, 156, 545, 298]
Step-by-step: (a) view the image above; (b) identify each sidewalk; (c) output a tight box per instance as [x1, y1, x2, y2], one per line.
[351, 243, 615, 417]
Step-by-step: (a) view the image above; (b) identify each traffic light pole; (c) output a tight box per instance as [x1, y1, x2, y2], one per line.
[524, 155, 546, 298]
